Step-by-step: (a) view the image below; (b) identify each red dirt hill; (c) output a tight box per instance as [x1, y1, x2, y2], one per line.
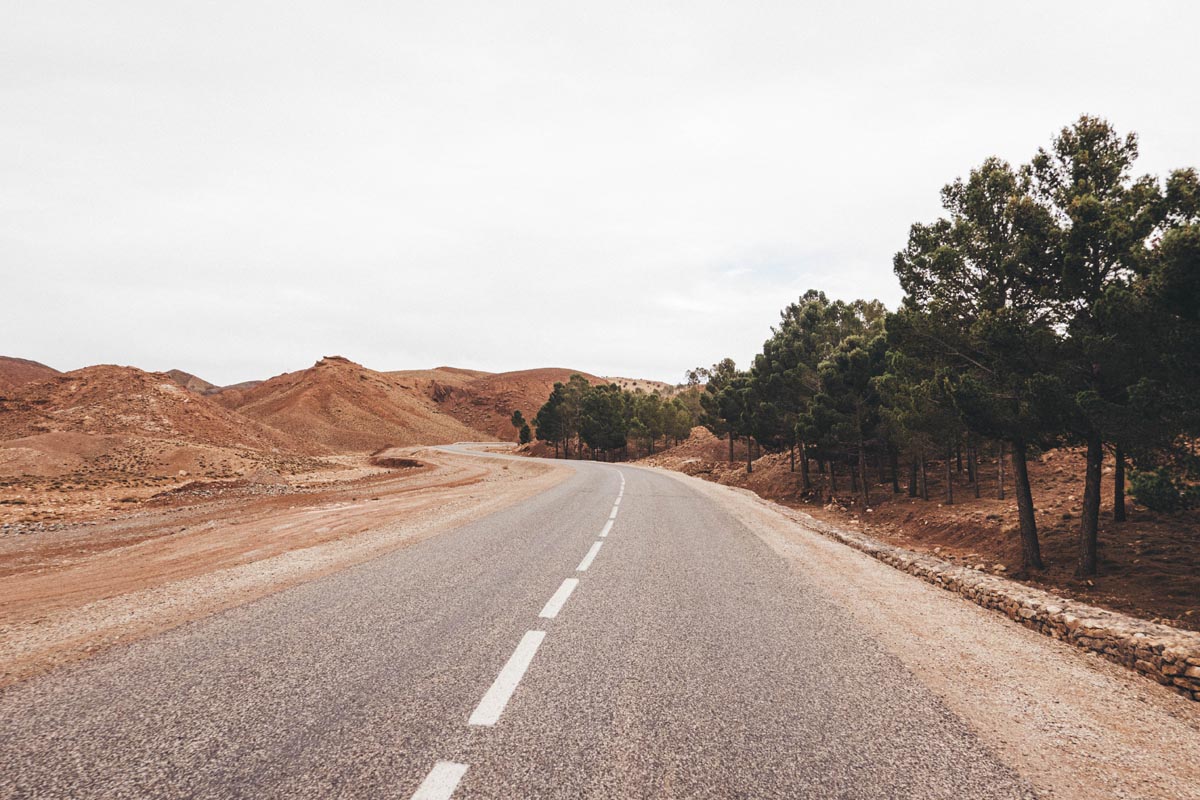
[219, 356, 487, 452]
[416, 367, 605, 440]
[0, 357, 60, 394]
[0, 365, 320, 483]
[163, 369, 220, 395]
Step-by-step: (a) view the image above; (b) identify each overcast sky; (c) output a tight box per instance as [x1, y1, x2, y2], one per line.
[3, 1, 1198, 385]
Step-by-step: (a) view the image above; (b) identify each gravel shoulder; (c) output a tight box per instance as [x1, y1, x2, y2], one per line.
[0, 449, 569, 688]
[654, 466, 1200, 800]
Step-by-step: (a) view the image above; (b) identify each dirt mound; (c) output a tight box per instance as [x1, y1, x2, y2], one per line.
[219, 356, 486, 452]
[0, 357, 60, 394]
[0, 366, 326, 494]
[431, 367, 605, 440]
[0, 365, 308, 452]
[641, 426, 730, 465]
[163, 369, 220, 395]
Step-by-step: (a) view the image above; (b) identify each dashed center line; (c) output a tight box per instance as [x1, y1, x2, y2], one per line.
[539, 578, 580, 619]
[416, 476, 627, 796]
[410, 761, 469, 800]
[468, 631, 546, 726]
[576, 541, 604, 571]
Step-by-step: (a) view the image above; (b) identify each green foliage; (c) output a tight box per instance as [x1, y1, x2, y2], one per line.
[533, 377, 700, 460]
[526, 116, 1200, 576]
[518, 423, 532, 445]
[1128, 469, 1193, 513]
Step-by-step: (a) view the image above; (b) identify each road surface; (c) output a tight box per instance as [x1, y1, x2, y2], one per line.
[1, 446, 1039, 798]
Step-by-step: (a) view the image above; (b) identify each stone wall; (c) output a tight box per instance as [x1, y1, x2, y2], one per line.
[777, 506, 1200, 701]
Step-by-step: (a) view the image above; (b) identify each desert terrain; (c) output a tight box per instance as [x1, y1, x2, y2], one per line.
[2, 353, 1198, 800]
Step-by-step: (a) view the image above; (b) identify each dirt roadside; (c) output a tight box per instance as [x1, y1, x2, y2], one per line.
[0, 449, 568, 688]
[655, 466, 1200, 800]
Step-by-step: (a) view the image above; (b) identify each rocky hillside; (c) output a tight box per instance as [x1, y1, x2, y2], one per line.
[218, 356, 486, 452]
[417, 367, 604, 441]
[0, 357, 60, 394]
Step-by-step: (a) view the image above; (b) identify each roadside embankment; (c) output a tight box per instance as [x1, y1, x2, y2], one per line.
[786, 504, 1200, 701]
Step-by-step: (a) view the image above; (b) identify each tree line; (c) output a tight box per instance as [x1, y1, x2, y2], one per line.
[691, 116, 1199, 577]
[529, 373, 697, 460]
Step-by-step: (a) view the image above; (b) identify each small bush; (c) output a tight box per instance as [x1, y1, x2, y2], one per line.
[1129, 468, 1190, 512]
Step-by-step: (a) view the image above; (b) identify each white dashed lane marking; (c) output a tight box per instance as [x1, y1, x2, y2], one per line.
[410, 761, 468, 800]
[599, 520, 614, 538]
[539, 578, 580, 619]
[576, 541, 604, 571]
[468, 631, 546, 727]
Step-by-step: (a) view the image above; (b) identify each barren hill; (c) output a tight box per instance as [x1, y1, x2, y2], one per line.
[0, 357, 60, 394]
[163, 369, 220, 395]
[218, 356, 486, 452]
[387, 366, 493, 404]
[0, 365, 321, 482]
[425, 367, 605, 440]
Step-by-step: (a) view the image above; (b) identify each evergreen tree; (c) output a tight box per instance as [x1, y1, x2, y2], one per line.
[892, 155, 1063, 570]
[811, 334, 888, 506]
[1029, 116, 1168, 575]
[533, 383, 567, 458]
[698, 358, 739, 463]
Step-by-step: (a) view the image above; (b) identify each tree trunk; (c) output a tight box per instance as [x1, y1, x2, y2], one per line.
[746, 437, 753, 474]
[728, 431, 734, 465]
[1114, 446, 1126, 522]
[1077, 434, 1103, 577]
[919, 453, 929, 501]
[850, 460, 859, 493]
[907, 458, 918, 498]
[956, 443, 963, 473]
[997, 441, 1006, 500]
[969, 445, 980, 498]
[1010, 438, 1044, 571]
[940, 448, 950, 503]
[858, 438, 870, 507]
[800, 443, 810, 491]
[789, 443, 795, 473]
[890, 449, 901, 494]
[830, 461, 838, 497]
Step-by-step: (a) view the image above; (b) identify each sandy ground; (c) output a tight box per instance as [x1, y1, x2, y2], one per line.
[657, 467, 1200, 800]
[0, 449, 568, 688]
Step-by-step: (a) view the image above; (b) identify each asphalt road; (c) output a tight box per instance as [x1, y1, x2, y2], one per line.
[0, 448, 1032, 798]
